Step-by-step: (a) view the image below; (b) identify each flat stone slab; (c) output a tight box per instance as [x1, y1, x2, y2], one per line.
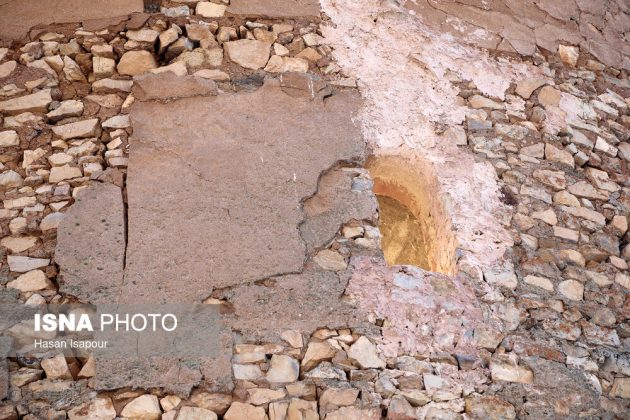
[55, 182, 125, 304]
[227, 0, 320, 18]
[0, 0, 143, 41]
[121, 78, 365, 304]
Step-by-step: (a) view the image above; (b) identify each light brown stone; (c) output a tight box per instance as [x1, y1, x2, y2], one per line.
[0, 89, 51, 115]
[117, 51, 157, 76]
[224, 40, 270, 70]
[120, 395, 161, 420]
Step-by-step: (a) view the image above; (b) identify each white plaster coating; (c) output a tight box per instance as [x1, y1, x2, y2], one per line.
[320, 0, 522, 269]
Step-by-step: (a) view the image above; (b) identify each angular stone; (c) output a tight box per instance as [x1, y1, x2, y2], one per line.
[117, 51, 157, 76]
[490, 360, 534, 384]
[545, 143, 574, 168]
[7, 270, 51, 292]
[465, 396, 516, 420]
[266, 354, 299, 383]
[0, 60, 16, 78]
[538, 86, 561, 107]
[126, 28, 159, 43]
[55, 182, 125, 303]
[326, 407, 381, 420]
[302, 341, 336, 371]
[41, 354, 73, 380]
[264, 56, 309, 73]
[190, 393, 232, 415]
[516, 78, 547, 99]
[313, 249, 347, 271]
[178, 407, 218, 420]
[92, 78, 133, 93]
[347, 336, 385, 369]
[469, 94, 504, 110]
[49, 164, 82, 183]
[132, 72, 217, 102]
[0, 89, 51, 115]
[610, 378, 630, 399]
[51, 118, 99, 140]
[224, 40, 270, 70]
[558, 45, 579, 66]
[0, 170, 23, 189]
[558, 280, 584, 301]
[121, 395, 161, 420]
[7, 256, 49, 272]
[63, 56, 86, 82]
[0, 130, 19, 147]
[524, 275, 554, 292]
[47, 100, 83, 122]
[68, 397, 116, 420]
[224, 402, 265, 420]
[93, 57, 116, 79]
[102, 115, 131, 129]
[247, 388, 286, 405]
[196, 1, 227, 17]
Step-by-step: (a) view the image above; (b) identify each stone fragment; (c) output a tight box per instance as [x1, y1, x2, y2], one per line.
[266, 354, 299, 383]
[553, 226, 579, 243]
[41, 354, 73, 380]
[7, 256, 49, 272]
[7, 270, 50, 292]
[1, 236, 37, 253]
[0, 60, 16, 78]
[558, 280, 584, 300]
[40, 212, 64, 231]
[611, 216, 628, 236]
[531, 208, 557, 225]
[524, 275, 554, 292]
[47, 100, 83, 122]
[51, 118, 99, 139]
[347, 336, 385, 369]
[63, 56, 86, 82]
[224, 402, 265, 420]
[233, 364, 262, 380]
[224, 40, 270, 70]
[615, 273, 630, 290]
[93, 57, 116, 79]
[469, 94, 504, 110]
[127, 28, 159, 43]
[545, 143, 574, 168]
[0, 89, 51, 115]
[302, 33, 324, 46]
[196, 1, 227, 17]
[247, 388, 286, 405]
[319, 387, 359, 409]
[68, 397, 116, 420]
[558, 45, 579, 66]
[516, 78, 547, 99]
[117, 51, 157, 76]
[190, 393, 232, 415]
[177, 407, 218, 420]
[465, 396, 516, 420]
[102, 115, 131, 129]
[610, 378, 630, 399]
[490, 360, 534, 384]
[326, 407, 381, 420]
[287, 399, 318, 420]
[92, 78, 133, 93]
[0, 130, 19, 146]
[265, 55, 309, 73]
[302, 341, 336, 371]
[538, 86, 561, 107]
[443, 126, 467, 145]
[533, 169, 565, 190]
[0, 170, 23, 189]
[594, 136, 617, 157]
[313, 249, 347, 271]
[49, 164, 82, 183]
[120, 395, 161, 420]
[281, 330, 303, 348]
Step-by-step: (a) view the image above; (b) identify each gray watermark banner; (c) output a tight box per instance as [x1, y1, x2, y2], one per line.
[0, 304, 226, 359]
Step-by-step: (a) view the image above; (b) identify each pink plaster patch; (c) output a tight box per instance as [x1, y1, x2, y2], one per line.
[346, 256, 483, 358]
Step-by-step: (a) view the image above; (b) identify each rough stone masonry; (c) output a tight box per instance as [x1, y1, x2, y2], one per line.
[0, 0, 628, 419]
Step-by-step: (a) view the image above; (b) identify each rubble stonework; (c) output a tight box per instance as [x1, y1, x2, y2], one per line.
[0, 0, 628, 419]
